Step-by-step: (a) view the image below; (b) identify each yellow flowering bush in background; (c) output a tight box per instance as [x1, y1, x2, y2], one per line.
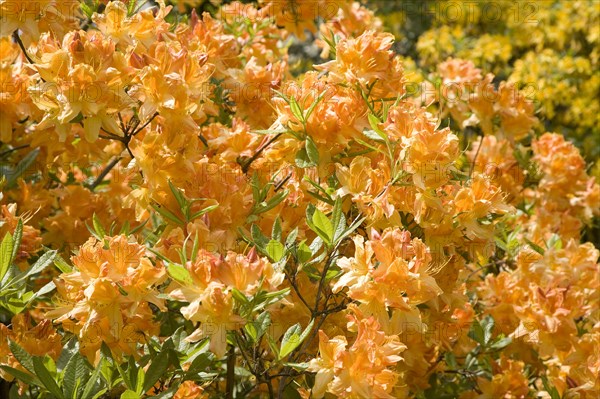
[375, 0, 600, 162]
[0, 0, 598, 398]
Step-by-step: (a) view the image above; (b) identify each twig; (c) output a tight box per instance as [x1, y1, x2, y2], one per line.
[239, 133, 283, 173]
[88, 157, 121, 191]
[131, 112, 159, 137]
[0, 144, 30, 158]
[470, 135, 484, 179]
[12, 31, 35, 64]
[226, 345, 236, 399]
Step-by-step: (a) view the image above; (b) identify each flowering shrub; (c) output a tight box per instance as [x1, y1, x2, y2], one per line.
[0, 1, 598, 398]
[376, 0, 600, 162]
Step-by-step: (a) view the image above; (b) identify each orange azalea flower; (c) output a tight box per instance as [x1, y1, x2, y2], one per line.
[309, 312, 405, 398]
[0, 313, 62, 386]
[30, 30, 134, 141]
[48, 235, 166, 362]
[173, 380, 209, 399]
[316, 30, 405, 100]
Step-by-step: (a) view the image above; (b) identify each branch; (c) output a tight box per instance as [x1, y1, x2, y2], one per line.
[12, 31, 35, 64]
[88, 157, 121, 191]
[238, 133, 283, 173]
[226, 345, 236, 399]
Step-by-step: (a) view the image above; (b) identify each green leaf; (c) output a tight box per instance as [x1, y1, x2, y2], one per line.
[254, 190, 288, 215]
[8, 340, 34, 373]
[80, 2, 93, 19]
[190, 204, 219, 221]
[289, 97, 304, 122]
[272, 217, 282, 242]
[0, 232, 14, 284]
[244, 312, 271, 343]
[33, 356, 65, 399]
[541, 376, 561, 399]
[489, 336, 512, 351]
[135, 365, 145, 395]
[5, 148, 40, 188]
[53, 254, 73, 273]
[232, 288, 249, 305]
[166, 263, 193, 286]
[9, 249, 57, 287]
[151, 203, 184, 226]
[266, 240, 285, 262]
[11, 220, 23, 264]
[81, 358, 105, 399]
[142, 349, 170, 393]
[525, 238, 545, 255]
[311, 208, 333, 245]
[295, 148, 314, 168]
[169, 179, 188, 211]
[363, 129, 386, 142]
[367, 114, 387, 141]
[279, 319, 314, 360]
[92, 213, 106, 238]
[27, 281, 56, 305]
[266, 334, 279, 358]
[251, 225, 270, 251]
[305, 136, 319, 165]
[121, 390, 140, 399]
[304, 93, 324, 121]
[184, 352, 212, 376]
[296, 241, 312, 264]
[62, 352, 87, 399]
[252, 128, 288, 135]
[0, 365, 41, 387]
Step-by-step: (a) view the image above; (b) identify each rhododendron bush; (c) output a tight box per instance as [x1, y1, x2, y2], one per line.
[0, 0, 598, 398]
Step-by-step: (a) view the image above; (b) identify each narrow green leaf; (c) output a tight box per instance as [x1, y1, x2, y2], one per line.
[245, 312, 271, 343]
[54, 254, 73, 273]
[272, 217, 282, 242]
[81, 358, 104, 399]
[92, 213, 106, 238]
[231, 288, 249, 305]
[190, 204, 219, 221]
[251, 225, 269, 251]
[8, 340, 34, 373]
[0, 365, 41, 387]
[289, 97, 304, 122]
[151, 203, 184, 225]
[11, 220, 23, 263]
[62, 352, 87, 399]
[33, 356, 65, 399]
[0, 232, 14, 284]
[9, 250, 57, 287]
[525, 238, 545, 255]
